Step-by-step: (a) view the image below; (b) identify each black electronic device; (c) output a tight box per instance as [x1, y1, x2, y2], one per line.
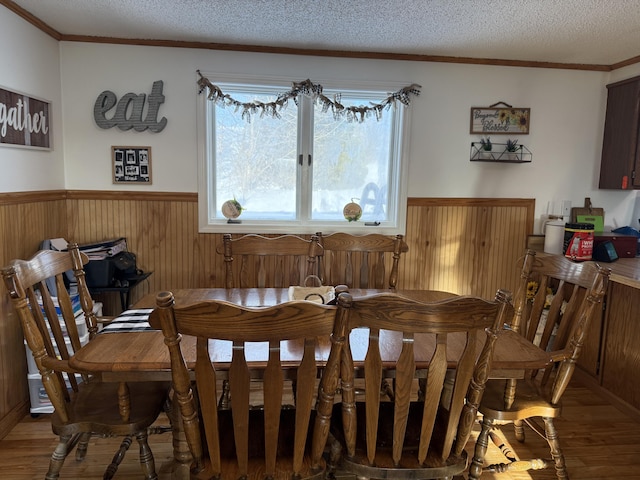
[592, 240, 618, 262]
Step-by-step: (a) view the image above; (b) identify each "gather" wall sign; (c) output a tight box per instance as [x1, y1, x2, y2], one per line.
[0, 86, 51, 149]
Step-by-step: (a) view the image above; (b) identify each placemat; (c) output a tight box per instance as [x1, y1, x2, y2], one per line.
[100, 308, 153, 333]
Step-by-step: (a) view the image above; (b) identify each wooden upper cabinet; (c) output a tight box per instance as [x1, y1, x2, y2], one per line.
[599, 75, 640, 189]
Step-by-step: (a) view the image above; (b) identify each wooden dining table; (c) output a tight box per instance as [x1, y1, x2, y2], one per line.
[69, 287, 552, 479]
[71, 288, 551, 380]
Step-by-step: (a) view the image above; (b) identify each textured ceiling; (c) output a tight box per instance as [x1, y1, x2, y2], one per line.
[8, 0, 640, 66]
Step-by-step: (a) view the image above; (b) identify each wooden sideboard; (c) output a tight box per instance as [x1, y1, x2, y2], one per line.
[589, 257, 640, 417]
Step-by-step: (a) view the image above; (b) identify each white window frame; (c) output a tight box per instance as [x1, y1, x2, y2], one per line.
[197, 72, 411, 235]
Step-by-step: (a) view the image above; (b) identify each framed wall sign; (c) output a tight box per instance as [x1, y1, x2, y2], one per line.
[112, 146, 151, 184]
[470, 104, 530, 135]
[0, 86, 51, 149]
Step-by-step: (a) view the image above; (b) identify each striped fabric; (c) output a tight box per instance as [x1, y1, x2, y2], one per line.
[101, 308, 153, 333]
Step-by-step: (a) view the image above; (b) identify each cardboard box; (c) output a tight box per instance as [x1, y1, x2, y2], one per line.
[594, 233, 638, 258]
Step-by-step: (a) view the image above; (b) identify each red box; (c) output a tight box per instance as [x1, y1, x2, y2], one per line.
[593, 233, 638, 258]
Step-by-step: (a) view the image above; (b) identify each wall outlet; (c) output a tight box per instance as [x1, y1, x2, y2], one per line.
[561, 200, 572, 218]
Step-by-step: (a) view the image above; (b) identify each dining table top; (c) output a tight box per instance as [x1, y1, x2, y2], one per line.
[69, 288, 552, 382]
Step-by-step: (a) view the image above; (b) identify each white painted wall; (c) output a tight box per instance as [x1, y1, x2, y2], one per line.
[0, 8, 64, 191]
[2, 6, 639, 234]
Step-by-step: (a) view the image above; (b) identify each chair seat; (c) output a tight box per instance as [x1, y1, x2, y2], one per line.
[479, 379, 560, 422]
[52, 380, 169, 436]
[340, 452, 467, 480]
[333, 401, 469, 479]
[192, 456, 326, 480]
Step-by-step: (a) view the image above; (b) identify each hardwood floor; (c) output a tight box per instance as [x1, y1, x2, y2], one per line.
[1, 378, 639, 479]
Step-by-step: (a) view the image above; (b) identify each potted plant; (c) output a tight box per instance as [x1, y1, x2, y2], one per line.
[479, 136, 493, 159]
[505, 139, 521, 160]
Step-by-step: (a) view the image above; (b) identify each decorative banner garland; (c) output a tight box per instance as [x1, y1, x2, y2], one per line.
[197, 70, 421, 123]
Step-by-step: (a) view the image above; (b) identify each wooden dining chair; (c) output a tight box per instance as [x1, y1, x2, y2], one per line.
[218, 233, 324, 288]
[324, 289, 511, 480]
[2, 244, 169, 480]
[468, 251, 611, 480]
[315, 232, 408, 289]
[151, 291, 347, 480]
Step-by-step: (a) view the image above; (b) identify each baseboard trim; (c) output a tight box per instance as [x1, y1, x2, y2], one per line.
[0, 400, 29, 440]
[573, 368, 640, 423]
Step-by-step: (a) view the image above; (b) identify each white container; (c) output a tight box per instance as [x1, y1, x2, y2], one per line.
[28, 372, 83, 414]
[42, 301, 102, 340]
[543, 217, 565, 255]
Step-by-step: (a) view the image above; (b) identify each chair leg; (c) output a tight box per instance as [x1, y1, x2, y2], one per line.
[469, 416, 493, 480]
[135, 429, 158, 480]
[326, 431, 342, 475]
[46, 434, 74, 480]
[514, 419, 526, 442]
[218, 379, 230, 409]
[75, 432, 91, 461]
[543, 417, 569, 480]
[104, 435, 132, 480]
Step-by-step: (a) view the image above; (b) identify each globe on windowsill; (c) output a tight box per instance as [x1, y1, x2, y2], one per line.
[343, 202, 362, 222]
[222, 199, 244, 219]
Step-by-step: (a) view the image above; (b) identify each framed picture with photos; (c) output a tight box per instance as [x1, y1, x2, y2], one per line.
[112, 146, 152, 184]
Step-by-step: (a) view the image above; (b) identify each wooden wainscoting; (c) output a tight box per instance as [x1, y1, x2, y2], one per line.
[404, 198, 534, 298]
[0, 191, 534, 438]
[0, 191, 69, 439]
[64, 193, 534, 302]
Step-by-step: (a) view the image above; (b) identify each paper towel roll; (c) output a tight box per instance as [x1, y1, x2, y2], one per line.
[544, 221, 565, 254]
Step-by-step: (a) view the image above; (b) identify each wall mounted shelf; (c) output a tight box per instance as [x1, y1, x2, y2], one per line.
[470, 142, 532, 163]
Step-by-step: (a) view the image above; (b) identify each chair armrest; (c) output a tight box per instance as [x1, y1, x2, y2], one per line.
[547, 348, 571, 363]
[95, 316, 116, 324]
[41, 357, 84, 374]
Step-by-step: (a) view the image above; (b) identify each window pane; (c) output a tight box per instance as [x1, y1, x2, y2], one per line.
[311, 96, 392, 223]
[215, 92, 298, 220]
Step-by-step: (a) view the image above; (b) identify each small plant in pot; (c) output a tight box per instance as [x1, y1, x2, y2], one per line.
[505, 139, 521, 160]
[479, 136, 493, 159]
[506, 139, 520, 152]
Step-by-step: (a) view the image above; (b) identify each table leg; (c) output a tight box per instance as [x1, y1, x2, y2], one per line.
[120, 291, 127, 312]
[503, 378, 517, 409]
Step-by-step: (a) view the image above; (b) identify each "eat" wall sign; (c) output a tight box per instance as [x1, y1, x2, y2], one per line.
[94, 80, 167, 133]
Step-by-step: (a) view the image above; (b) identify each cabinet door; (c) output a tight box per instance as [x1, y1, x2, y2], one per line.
[599, 76, 640, 189]
[576, 297, 605, 379]
[601, 282, 640, 409]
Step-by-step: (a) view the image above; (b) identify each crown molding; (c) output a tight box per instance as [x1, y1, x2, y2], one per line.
[2, 0, 630, 72]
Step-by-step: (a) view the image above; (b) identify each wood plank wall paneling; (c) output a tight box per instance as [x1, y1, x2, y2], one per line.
[65, 195, 220, 313]
[404, 198, 533, 298]
[0, 196, 68, 438]
[0, 191, 534, 439]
